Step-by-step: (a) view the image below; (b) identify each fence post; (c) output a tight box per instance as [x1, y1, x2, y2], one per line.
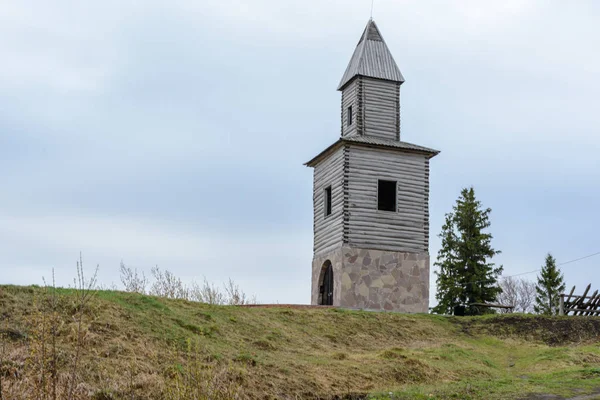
[559, 295, 565, 316]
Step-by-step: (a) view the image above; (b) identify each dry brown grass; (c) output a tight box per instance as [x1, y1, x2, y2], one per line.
[2, 285, 600, 399]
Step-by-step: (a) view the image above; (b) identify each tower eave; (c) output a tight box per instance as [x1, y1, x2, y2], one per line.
[337, 74, 405, 92]
[304, 137, 440, 167]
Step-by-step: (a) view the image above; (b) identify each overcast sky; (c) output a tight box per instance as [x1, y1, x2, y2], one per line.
[1, 1, 599, 305]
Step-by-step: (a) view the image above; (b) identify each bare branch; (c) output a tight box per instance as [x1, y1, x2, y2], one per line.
[190, 277, 225, 305]
[498, 277, 535, 313]
[149, 266, 189, 300]
[120, 262, 148, 294]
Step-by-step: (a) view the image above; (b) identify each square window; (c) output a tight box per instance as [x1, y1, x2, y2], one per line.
[378, 180, 397, 212]
[347, 106, 353, 126]
[324, 186, 332, 217]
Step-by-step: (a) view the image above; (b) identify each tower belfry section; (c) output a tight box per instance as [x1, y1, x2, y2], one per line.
[305, 20, 439, 313]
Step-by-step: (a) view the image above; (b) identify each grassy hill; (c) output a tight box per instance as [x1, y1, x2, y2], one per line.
[1, 285, 600, 399]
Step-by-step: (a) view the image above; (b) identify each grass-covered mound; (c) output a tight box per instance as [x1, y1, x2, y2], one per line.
[1, 285, 600, 399]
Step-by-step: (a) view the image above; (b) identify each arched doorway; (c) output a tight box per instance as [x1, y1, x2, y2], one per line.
[319, 261, 334, 306]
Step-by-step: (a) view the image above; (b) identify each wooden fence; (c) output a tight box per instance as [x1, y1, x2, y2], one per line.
[559, 284, 600, 316]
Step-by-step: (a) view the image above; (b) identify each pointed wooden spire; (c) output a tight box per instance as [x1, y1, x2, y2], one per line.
[337, 19, 404, 90]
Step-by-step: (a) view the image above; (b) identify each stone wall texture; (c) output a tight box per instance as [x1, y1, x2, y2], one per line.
[311, 246, 429, 313]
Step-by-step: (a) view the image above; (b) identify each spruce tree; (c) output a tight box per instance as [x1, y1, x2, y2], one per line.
[433, 187, 503, 315]
[534, 254, 565, 315]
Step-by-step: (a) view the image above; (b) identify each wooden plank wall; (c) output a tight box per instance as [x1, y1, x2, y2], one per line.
[346, 145, 430, 253]
[362, 77, 400, 141]
[341, 79, 358, 137]
[313, 146, 345, 255]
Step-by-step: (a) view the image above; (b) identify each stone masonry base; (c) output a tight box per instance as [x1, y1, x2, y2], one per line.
[311, 246, 430, 313]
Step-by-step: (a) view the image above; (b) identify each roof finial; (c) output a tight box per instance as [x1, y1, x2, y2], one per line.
[370, 0, 375, 20]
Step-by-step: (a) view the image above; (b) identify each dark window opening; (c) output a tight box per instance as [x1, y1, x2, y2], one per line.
[347, 106, 353, 126]
[319, 261, 334, 305]
[378, 180, 397, 212]
[324, 186, 332, 217]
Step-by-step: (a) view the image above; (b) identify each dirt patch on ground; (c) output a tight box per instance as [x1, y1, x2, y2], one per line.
[456, 315, 600, 345]
[240, 304, 334, 309]
[521, 388, 600, 399]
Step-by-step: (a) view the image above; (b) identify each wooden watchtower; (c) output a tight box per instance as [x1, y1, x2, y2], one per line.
[305, 20, 439, 312]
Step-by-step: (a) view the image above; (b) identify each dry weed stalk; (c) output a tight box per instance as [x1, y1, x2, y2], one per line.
[46, 270, 59, 400]
[27, 287, 51, 399]
[67, 253, 98, 400]
[223, 279, 256, 306]
[0, 316, 5, 400]
[15, 255, 98, 400]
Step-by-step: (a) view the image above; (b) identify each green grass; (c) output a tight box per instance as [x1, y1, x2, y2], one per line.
[2, 285, 600, 399]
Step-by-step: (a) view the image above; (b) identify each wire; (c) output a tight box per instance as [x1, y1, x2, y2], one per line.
[503, 268, 541, 279]
[558, 251, 600, 266]
[441, 250, 600, 288]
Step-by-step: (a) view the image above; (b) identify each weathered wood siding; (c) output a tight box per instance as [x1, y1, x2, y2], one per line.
[362, 77, 400, 141]
[341, 79, 359, 137]
[313, 146, 345, 255]
[345, 145, 429, 253]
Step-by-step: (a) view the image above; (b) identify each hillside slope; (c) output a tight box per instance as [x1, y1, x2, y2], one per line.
[1, 285, 600, 399]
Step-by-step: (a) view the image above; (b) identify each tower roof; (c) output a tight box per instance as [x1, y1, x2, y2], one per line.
[337, 20, 405, 90]
[304, 136, 439, 167]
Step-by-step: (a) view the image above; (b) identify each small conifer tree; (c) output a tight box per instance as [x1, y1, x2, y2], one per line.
[534, 253, 565, 315]
[433, 187, 503, 315]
